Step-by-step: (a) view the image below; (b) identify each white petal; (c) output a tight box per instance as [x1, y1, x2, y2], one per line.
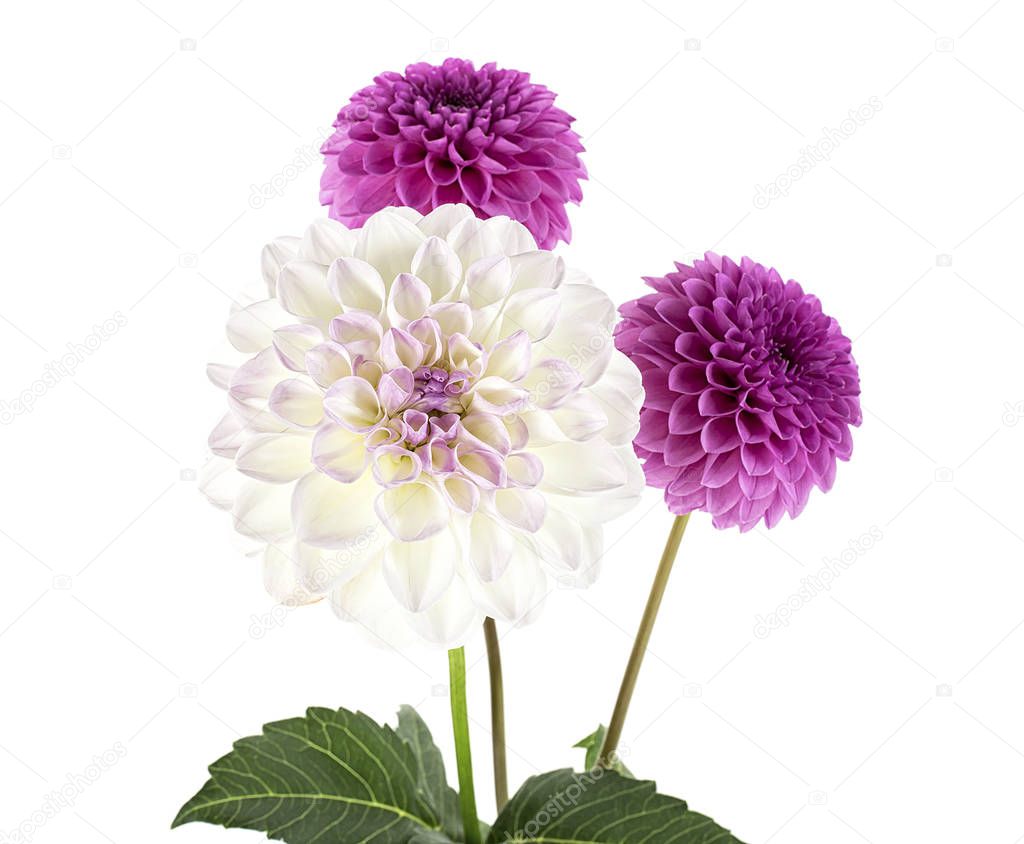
[312, 423, 368, 482]
[387, 273, 432, 327]
[236, 433, 312, 483]
[417, 204, 475, 238]
[305, 341, 352, 388]
[301, 218, 356, 264]
[531, 508, 603, 580]
[327, 256, 386, 316]
[273, 323, 324, 371]
[545, 446, 645, 524]
[465, 255, 512, 309]
[585, 383, 640, 447]
[472, 545, 548, 623]
[538, 439, 627, 493]
[480, 216, 536, 255]
[520, 358, 583, 410]
[292, 470, 378, 548]
[297, 534, 378, 594]
[199, 456, 244, 510]
[329, 311, 384, 360]
[268, 378, 324, 428]
[469, 512, 516, 582]
[323, 376, 383, 431]
[428, 302, 473, 338]
[226, 299, 290, 353]
[494, 487, 546, 533]
[542, 318, 614, 387]
[261, 236, 300, 296]
[506, 451, 544, 488]
[551, 392, 609, 441]
[383, 531, 456, 612]
[277, 260, 338, 320]
[207, 363, 235, 391]
[355, 210, 425, 287]
[375, 482, 448, 541]
[209, 411, 247, 457]
[500, 287, 560, 341]
[403, 576, 479, 646]
[447, 216, 504, 271]
[411, 236, 462, 302]
[484, 330, 531, 381]
[510, 251, 564, 293]
[232, 479, 295, 541]
[262, 544, 319, 605]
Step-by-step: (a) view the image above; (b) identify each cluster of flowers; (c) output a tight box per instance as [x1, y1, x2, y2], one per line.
[203, 58, 861, 648]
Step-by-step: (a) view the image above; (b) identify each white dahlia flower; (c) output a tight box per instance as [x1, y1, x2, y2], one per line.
[202, 204, 644, 647]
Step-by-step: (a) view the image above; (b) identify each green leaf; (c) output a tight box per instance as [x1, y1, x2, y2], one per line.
[172, 706, 455, 843]
[396, 704, 463, 841]
[488, 769, 746, 844]
[573, 726, 633, 777]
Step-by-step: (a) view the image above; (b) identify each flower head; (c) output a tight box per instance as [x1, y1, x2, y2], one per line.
[204, 205, 643, 646]
[615, 253, 861, 531]
[320, 58, 585, 250]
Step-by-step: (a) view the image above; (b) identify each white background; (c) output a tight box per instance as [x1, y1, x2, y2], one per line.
[2, 0, 1022, 842]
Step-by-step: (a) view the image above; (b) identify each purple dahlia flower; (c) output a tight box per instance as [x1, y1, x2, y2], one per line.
[320, 58, 585, 249]
[615, 253, 861, 531]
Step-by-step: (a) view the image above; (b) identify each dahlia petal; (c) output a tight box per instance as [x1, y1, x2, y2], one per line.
[375, 481, 448, 541]
[465, 255, 513, 308]
[469, 512, 516, 582]
[501, 287, 560, 341]
[305, 341, 352, 388]
[323, 376, 383, 431]
[292, 470, 378, 548]
[701, 416, 741, 453]
[494, 487, 546, 532]
[403, 577, 479, 646]
[262, 545, 319, 606]
[311, 423, 368, 482]
[539, 440, 626, 493]
[327, 256, 386, 315]
[329, 311, 384, 360]
[387, 273, 432, 327]
[236, 433, 312, 483]
[227, 300, 290, 353]
[411, 236, 462, 301]
[380, 327, 425, 370]
[300, 218, 356, 264]
[199, 456, 244, 510]
[395, 165, 434, 207]
[382, 531, 455, 612]
[273, 323, 324, 372]
[551, 392, 608, 442]
[268, 378, 324, 428]
[233, 479, 295, 541]
[355, 210, 425, 285]
[277, 260, 338, 320]
[260, 236, 300, 296]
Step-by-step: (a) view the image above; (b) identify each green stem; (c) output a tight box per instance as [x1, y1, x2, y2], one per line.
[599, 513, 691, 768]
[448, 646, 481, 844]
[483, 617, 509, 811]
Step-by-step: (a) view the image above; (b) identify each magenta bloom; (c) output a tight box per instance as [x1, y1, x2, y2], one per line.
[616, 253, 861, 531]
[319, 58, 585, 249]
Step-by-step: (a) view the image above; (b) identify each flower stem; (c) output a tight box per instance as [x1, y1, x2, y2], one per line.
[448, 646, 481, 844]
[599, 513, 691, 768]
[482, 617, 509, 811]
